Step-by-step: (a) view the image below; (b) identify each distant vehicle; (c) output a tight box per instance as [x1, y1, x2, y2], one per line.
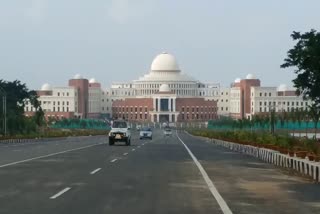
[163, 127, 172, 136]
[139, 127, 153, 140]
[108, 120, 131, 146]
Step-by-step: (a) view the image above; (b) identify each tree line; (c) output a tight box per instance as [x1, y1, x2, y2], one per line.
[0, 80, 44, 136]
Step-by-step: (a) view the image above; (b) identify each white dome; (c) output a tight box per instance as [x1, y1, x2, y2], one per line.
[41, 83, 52, 91]
[277, 84, 288, 91]
[234, 78, 241, 83]
[89, 78, 97, 83]
[151, 52, 180, 71]
[159, 84, 171, 92]
[74, 74, 83, 79]
[246, 74, 256, 79]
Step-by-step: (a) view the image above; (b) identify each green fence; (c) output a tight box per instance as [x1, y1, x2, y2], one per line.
[208, 120, 317, 130]
[51, 119, 111, 130]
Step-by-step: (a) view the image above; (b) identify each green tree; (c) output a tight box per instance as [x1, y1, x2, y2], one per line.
[281, 29, 320, 138]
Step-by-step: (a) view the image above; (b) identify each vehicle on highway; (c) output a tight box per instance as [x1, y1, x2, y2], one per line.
[108, 120, 131, 146]
[139, 127, 152, 140]
[163, 127, 172, 136]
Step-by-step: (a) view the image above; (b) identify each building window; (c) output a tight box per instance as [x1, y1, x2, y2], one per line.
[58, 92, 60, 96]
[269, 93, 271, 96]
[260, 107, 262, 112]
[260, 93, 262, 97]
[292, 102, 294, 106]
[135, 107, 137, 112]
[145, 114, 147, 119]
[260, 102, 262, 106]
[226, 107, 228, 111]
[221, 107, 224, 111]
[265, 93, 267, 96]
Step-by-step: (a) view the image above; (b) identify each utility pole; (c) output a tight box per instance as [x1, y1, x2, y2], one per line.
[0, 86, 6, 136]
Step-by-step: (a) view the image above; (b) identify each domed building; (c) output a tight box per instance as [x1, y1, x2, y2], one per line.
[111, 52, 219, 123]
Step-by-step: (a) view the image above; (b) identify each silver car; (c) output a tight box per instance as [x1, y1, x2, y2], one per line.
[139, 127, 152, 140]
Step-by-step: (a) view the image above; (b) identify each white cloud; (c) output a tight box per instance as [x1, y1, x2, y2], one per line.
[107, 0, 155, 24]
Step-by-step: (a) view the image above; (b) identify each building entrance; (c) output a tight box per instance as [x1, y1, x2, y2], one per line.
[159, 115, 169, 123]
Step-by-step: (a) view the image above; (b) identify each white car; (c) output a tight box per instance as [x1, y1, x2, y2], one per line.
[163, 128, 172, 136]
[108, 120, 131, 146]
[139, 127, 152, 140]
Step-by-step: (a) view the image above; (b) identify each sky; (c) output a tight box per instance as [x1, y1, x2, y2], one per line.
[1, 0, 320, 90]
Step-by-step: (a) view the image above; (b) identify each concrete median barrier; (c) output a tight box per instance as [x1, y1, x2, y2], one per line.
[210, 138, 320, 182]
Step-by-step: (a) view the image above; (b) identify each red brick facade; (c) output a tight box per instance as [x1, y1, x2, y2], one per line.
[69, 79, 89, 118]
[112, 98, 153, 121]
[239, 79, 260, 119]
[175, 98, 218, 121]
[112, 97, 217, 122]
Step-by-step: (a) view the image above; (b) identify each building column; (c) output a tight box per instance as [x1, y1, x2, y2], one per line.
[157, 114, 159, 123]
[169, 114, 172, 122]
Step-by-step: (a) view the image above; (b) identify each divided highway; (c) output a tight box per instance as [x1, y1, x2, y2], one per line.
[0, 130, 319, 214]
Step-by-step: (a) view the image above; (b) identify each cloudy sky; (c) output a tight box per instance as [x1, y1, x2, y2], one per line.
[1, 0, 319, 90]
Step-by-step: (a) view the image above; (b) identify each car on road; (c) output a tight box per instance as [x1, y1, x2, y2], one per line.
[108, 120, 131, 146]
[163, 127, 172, 136]
[139, 127, 152, 140]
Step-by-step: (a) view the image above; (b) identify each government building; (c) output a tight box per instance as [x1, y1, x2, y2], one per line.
[24, 52, 311, 123]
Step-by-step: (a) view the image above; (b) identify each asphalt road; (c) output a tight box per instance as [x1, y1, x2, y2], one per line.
[0, 130, 319, 214]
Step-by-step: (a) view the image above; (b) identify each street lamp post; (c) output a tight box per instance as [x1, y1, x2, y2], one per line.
[0, 86, 6, 136]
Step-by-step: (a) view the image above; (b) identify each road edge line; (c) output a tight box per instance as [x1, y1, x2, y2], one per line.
[0, 143, 104, 168]
[176, 131, 233, 214]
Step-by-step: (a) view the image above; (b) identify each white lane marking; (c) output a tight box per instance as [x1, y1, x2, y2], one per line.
[142, 143, 145, 146]
[90, 168, 101, 175]
[137, 146, 141, 148]
[123, 153, 128, 156]
[111, 159, 117, 163]
[176, 131, 233, 214]
[0, 143, 103, 168]
[132, 149, 135, 151]
[50, 187, 71, 199]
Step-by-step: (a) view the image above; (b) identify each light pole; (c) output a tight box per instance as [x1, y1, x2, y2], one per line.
[0, 86, 6, 136]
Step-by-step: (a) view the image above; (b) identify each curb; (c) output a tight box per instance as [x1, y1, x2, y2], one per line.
[0, 135, 106, 145]
[211, 138, 320, 182]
